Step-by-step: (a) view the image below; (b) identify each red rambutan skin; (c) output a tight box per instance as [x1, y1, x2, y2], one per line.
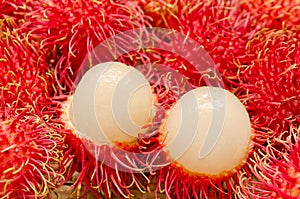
[237, 0, 300, 30]
[122, 0, 257, 91]
[0, 16, 72, 198]
[239, 127, 300, 199]
[0, 0, 36, 23]
[0, 98, 67, 199]
[0, 17, 55, 108]
[19, 0, 150, 94]
[237, 27, 300, 143]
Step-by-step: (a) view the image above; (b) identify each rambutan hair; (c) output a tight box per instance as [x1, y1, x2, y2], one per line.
[0, 0, 36, 24]
[0, 98, 67, 198]
[0, 16, 70, 198]
[237, 0, 300, 30]
[237, 27, 300, 143]
[20, 0, 150, 94]
[124, 0, 258, 90]
[0, 17, 54, 107]
[239, 126, 300, 198]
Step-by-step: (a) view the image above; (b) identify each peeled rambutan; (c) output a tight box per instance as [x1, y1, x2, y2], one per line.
[58, 60, 173, 198]
[60, 98, 154, 198]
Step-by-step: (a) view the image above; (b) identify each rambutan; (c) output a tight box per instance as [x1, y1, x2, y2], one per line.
[60, 95, 155, 198]
[237, 0, 300, 30]
[125, 0, 258, 93]
[0, 15, 70, 198]
[0, 100, 66, 198]
[0, 17, 54, 107]
[239, 126, 300, 198]
[237, 27, 300, 142]
[20, 0, 150, 93]
[231, 25, 300, 198]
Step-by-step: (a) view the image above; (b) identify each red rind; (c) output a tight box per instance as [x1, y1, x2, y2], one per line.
[0, 100, 67, 198]
[240, 126, 300, 198]
[20, 0, 149, 94]
[0, 18, 54, 107]
[238, 27, 300, 142]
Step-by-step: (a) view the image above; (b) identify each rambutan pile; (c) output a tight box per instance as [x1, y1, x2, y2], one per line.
[0, 0, 299, 198]
[115, 0, 300, 198]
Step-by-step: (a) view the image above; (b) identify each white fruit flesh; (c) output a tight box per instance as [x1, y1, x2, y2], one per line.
[162, 86, 252, 176]
[70, 62, 154, 145]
